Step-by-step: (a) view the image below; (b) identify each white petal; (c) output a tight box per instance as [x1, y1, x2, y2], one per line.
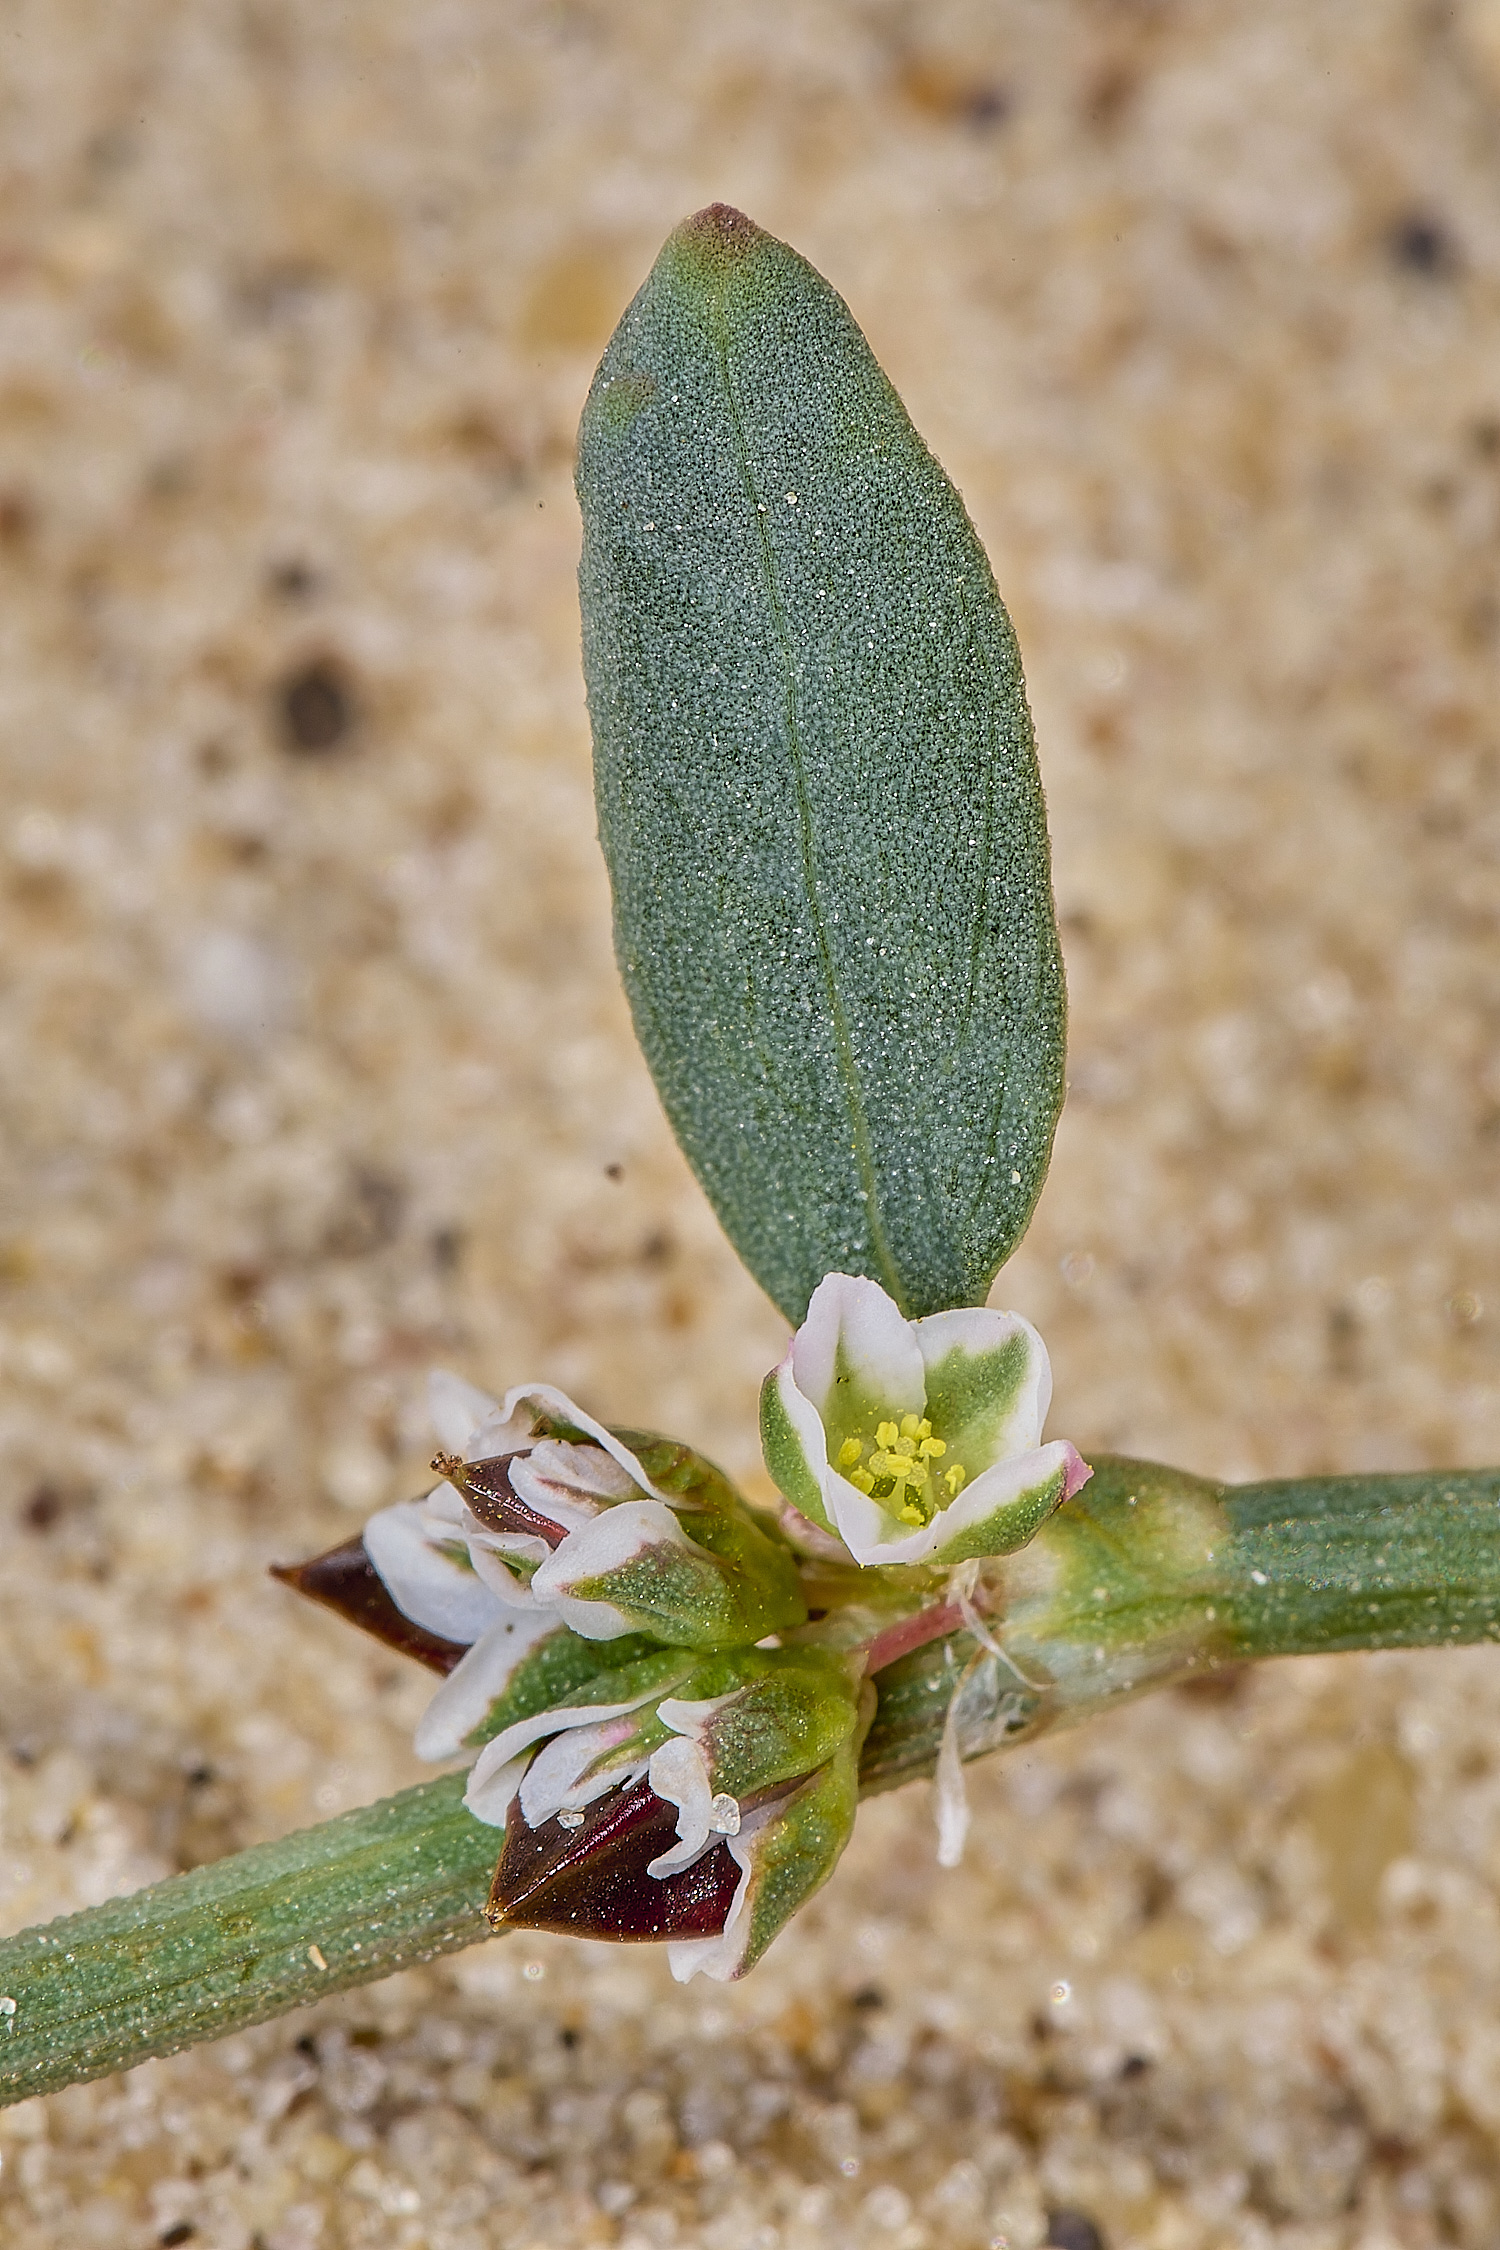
[465, 1679, 669, 1796]
[927, 1440, 1082, 1565]
[467, 1539, 551, 1607]
[463, 1750, 530, 1827]
[823, 1474, 946, 1567]
[417, 1481, 472, 1535]
[666, 1803, 774, 1983]
[790, 1273, 925, 1423]
[520, 1712, 655, 1825]
[363, 1499, 505, 1643]
[654, 1691, 735, 1743]
[508, 1452, 609, 1534]
[913, 1306, 1052, 1461]
[530, 1499, 693, 1640]
[540, 1590, 635, 1639]
[525, 1437, 637, 1501]
[413, 1607, 559, 1761]
[428, 1368, 508, 1455]
[766, 1350, 838, 1528]
[467, 1412, 521, 1461]
[498, 1382, 666, 1501]
[646, 1735, 716, 1876]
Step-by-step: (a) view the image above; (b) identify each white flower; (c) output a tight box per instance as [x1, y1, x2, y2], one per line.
[760, 1273, 1089, 1568]
[363, 1370, 689, 1759]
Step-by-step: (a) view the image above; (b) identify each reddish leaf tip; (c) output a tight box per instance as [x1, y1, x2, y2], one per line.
[669, 202, 769, 274]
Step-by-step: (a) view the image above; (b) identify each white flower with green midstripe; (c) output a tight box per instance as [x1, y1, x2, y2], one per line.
[760, 1273, 1090, 1569]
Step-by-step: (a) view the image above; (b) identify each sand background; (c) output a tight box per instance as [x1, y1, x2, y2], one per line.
[3, 3, 1500, 2245]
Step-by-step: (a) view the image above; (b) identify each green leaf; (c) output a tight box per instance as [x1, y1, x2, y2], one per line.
[578, 205, 1066, 1325]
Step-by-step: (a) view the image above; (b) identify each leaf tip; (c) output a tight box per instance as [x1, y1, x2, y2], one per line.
[669, 202, 768, 273]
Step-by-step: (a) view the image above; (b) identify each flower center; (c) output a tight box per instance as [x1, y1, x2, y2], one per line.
[835, 1414, 968, 1526]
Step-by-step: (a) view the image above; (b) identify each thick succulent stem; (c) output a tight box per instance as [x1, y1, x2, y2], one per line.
[7, 1455, 1500, 2106]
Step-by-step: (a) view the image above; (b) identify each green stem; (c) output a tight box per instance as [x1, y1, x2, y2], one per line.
[0, 1772, 495, 2107]
[7, 1453, 1500, 2106]
[850, 1454, 1500, 1790]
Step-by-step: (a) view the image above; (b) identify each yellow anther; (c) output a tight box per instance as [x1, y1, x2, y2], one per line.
[843, 1408, 968, 1525]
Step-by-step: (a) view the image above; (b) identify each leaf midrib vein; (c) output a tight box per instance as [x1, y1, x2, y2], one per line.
[707, 286, 905, 1311]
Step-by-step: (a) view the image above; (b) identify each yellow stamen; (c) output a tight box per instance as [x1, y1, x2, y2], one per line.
[838, 1407, 967, 1528]
[871, 1449, 927, 1485]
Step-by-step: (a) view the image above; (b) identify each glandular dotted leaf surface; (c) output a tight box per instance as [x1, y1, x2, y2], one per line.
[578, 205, 1066, 1323]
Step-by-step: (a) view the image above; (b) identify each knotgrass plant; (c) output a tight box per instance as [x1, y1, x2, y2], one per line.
[5, 207, 1499, 2103]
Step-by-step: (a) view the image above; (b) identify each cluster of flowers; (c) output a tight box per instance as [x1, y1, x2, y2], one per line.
[290, 1275, 1086, 1981]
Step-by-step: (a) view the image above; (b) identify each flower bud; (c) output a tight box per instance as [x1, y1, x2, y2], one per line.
[353, 1372, 806, 1658]
[645, 1646, 863, 1869]
[487, 1771, 745, 1942]
[484, 1645, 869, 1975]
[280, 1372, 814, 1772]
[667, 1716, 868, 1982]
[528, 1494, 805, 1648]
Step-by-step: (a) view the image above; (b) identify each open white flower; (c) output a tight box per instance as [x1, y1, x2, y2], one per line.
[760, 1273, 1090, 1568]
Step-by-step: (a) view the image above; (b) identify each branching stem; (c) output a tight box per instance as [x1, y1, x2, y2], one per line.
[6, 1455, 1500, 2106]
